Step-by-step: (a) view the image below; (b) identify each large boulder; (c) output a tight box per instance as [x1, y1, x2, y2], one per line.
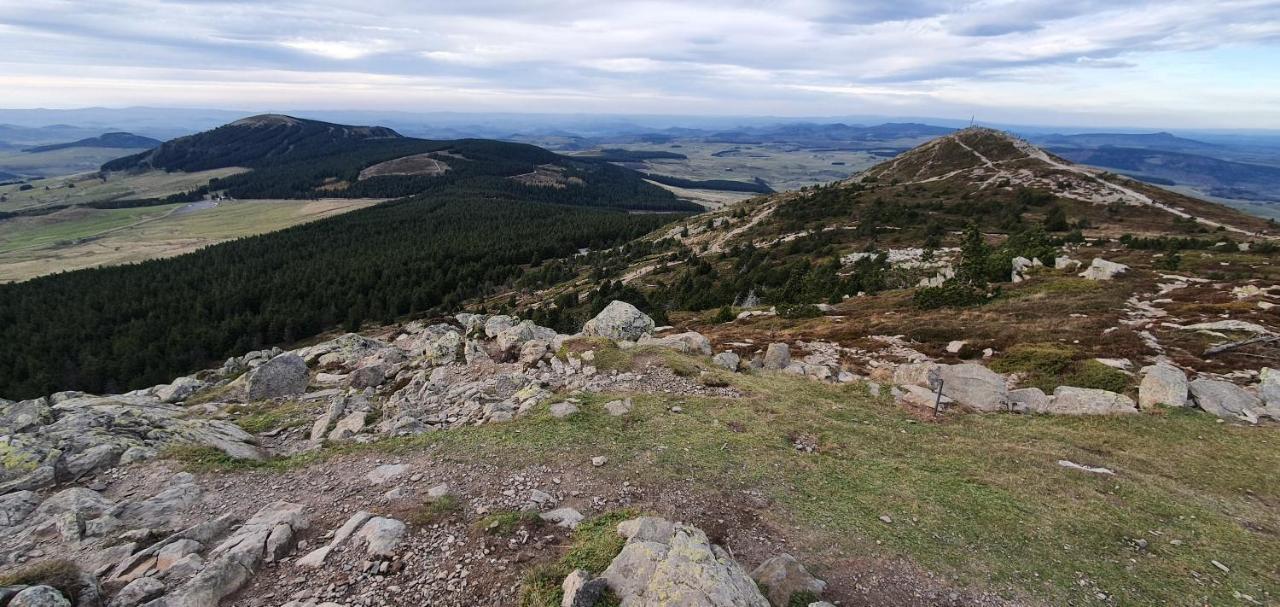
[1079, 258, 1129, 280]
[0, 490, 40, 527]
[154, 377, 206, 404]
[750, 554, 827, 607]
[712, 352, 741, 372]
[893, 363, 941, 389]
[244, 353, 309, 401]
[495, 321, 557, 356]
[9, 586, 70, 607]
[638, 331, 713, 356]
[938, 364, 1007, 412]
[1008, 387, 1050, 413]
[601, 517, 770, 607]
[1138, 364, 1188, 408]
[1044, 387, 1138, 415]
[763, 343, 791, 371]
[1189, 379, 1262, 421]
[582, 301, 654, 342]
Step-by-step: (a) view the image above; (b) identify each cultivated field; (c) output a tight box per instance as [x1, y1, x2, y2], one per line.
[0, 198, 380, 282]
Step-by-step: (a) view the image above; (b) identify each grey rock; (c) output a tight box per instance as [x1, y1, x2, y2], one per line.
[751, 554, 827, 607]
[1260, 367, 1280, 407]
[1079, 258, 1129, 280]
[110, 578, 166, 607]
[427, 484, 452, 500]
[297, 510, 373, 568]
[1008, 387, 1050, 413]
[603, 399, 633, 416]
[155, 378, 206, 404]
[561, 569, 607, 607]
[549, 402, 580, 419]
[1, 397, 53, 433]
[893, 363, 941, 389]
[637, 332, 713, 356]
[365, 464, 409, 485]
[712, 352, 741, 372]
[309, 396, 346, 441]
[939, 364, 1008, 412]
[540, 507, 584, 529]
[156, 539, 203, 571]
[1042, 387, 1138, 415]
[354, 517, 406, 557]
[484, 315, 518, 338]
[763, 343, 791, 370]
[424, 331, 463, 366]
[602, 517, 769, 607]
[328, 410, 367, 440]
[582, 301, 655, 341]
[347, 364, 386, 389]
[518, 340, 551, 367]
[1139, 364, 1189, 408]
[244, 353, 309, 401]
[10, 586, 70, 607]
[496, 322, 556, 357]
[64, 444, 122, 481]
[1189, 379, 1262, 421]
[0, 490, 41, 527]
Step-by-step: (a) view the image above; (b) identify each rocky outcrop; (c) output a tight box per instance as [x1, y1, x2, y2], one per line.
[244, 353, 309, 401]
[594, 516, 770, 607]
[1079, 258, 1129, 280]
[581, 301, 654, 341]
[1, 395, 263, 493]
[1139, 364, 1188, 408]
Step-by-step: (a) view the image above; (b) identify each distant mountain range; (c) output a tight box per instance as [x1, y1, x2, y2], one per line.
[23, 132, 162, 153]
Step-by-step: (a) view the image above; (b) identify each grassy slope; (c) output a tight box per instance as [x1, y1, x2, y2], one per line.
[0, 167, 247, 211]
[184, 348, 1279, 606]
[0, 147, 152, 179]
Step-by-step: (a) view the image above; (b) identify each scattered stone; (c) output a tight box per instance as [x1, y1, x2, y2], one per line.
[603, 399, 633, 416]
[550, 402, 580, 418]
[354, 516, 407, 558]
[592, 456, 608, 467]
[9, 586, 70, 607]
[945, 340, 967, 354]
[712, 352, 741, 372]
[561, 569, 607, 607]
[751, 554, 828, 607]
[366, 464, 410, 485]
[1058, 460, 1115, 475]
[1043, 387, 1138, 415]
[540, 507, 584, 529]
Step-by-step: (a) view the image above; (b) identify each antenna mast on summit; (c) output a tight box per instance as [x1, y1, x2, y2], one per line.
[970, 115, 975, 127]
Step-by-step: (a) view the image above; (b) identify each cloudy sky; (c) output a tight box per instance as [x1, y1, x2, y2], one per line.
[2, 0, 1278, 127]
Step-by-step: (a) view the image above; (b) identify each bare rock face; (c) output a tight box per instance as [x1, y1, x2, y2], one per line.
[600, 516, 770, 607]
[582, 301, 655, 342]
[9, 586, 71, 607]
[1045, 387, 1138, 415]
[1139, 364, 1188, 408]
[750, 554, 827, 607]
[244, 353, 309, 401]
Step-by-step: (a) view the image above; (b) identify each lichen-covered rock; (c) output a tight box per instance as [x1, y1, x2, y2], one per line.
[601, 517, 769, 607]
[712, 352, 741, 372]
[1008, 387, 1050, 413]
[154, 377, 206, 404]
[9, 586, 71, 607]
[1139, 364, 1188, 408]
[582, 301, 654, 342]
[1259, 367, 1280, 407]
[244, 353, 309, 401]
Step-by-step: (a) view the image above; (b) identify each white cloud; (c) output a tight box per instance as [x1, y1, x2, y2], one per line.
[0, 0, 1276, 127]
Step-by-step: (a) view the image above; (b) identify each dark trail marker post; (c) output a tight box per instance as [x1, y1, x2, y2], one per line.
[933, 379, 946, 418]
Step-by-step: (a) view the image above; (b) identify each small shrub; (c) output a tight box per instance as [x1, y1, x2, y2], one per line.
[913, 283, 989, 310]
[409, 494, 461, 527]
[777, 303, 822, 319]
[713, 305, 736, 323]
[0, 560, 82, 603]
[162, 444, 264, 472]
[991, 343, 1078, 378]
[1066, 360, 1131, 393]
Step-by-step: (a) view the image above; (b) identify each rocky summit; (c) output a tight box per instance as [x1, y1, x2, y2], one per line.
[3, 126, 1280, 607]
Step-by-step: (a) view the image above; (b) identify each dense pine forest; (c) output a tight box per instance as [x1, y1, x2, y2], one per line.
[0, 192, 686, 398]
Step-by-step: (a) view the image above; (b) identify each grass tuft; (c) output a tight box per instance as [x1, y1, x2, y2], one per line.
[518, 510, 635, 607]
